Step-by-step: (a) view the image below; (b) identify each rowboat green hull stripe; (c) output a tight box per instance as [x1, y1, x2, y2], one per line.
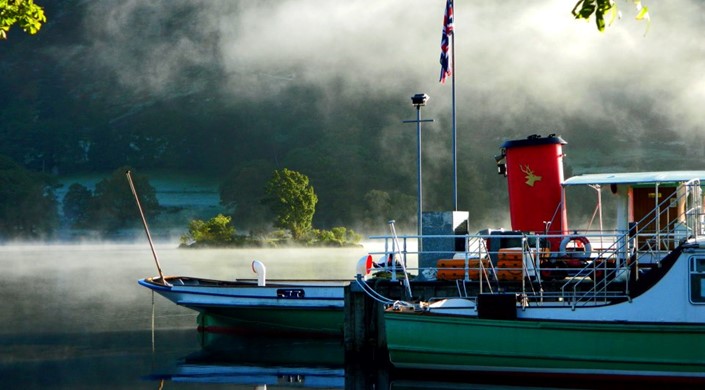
[198, 307, 344, 336]
[385, 311, 705, 375]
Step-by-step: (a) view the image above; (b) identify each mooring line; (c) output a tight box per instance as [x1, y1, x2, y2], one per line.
[151, 290, 155, 352]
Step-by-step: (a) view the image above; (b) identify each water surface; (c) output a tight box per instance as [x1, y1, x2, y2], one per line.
[1, 243, 629, 389]
[0, 243, 362, 389]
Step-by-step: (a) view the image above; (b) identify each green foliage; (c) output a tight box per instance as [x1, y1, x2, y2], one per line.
[0, 154, 58, 239]
[309, 226, 362, 247]
[572, 0, 617, 32]
[97, 167, 159, 232]
[0, 0, 46, 39]
[180, 215, 360, 247]
[180, 213, 236, 247]
[97, 167, 160, 232]
[572, 0, 650, 32]
[263, 168, 317, 240]
[62, 167, 160, 233]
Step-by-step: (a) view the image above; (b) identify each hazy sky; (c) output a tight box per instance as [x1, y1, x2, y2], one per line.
[77, 0, 705, 170]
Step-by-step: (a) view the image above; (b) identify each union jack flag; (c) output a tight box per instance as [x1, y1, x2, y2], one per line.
[439, 0, 454, 83]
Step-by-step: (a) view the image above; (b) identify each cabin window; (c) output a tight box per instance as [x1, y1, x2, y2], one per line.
[690, 257, 705, 304]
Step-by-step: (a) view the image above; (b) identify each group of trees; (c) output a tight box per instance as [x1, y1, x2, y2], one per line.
[62, 168, 159, 234]
[0, 157, 163, 240]
[0, 151, 360, 246]
[0, 154, 57, 239]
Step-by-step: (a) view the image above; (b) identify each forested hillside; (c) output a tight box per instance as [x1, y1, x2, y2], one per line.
[1, 1, 703, 239]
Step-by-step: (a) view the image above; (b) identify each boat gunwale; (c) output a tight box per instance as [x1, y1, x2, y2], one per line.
[384, 308, 705, 329]
[139, 276, 351, 288]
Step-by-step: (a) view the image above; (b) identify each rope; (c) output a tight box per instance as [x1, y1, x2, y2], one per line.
[355, 275, 395, 305]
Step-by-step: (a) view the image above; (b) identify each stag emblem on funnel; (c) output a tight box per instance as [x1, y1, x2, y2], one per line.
[520, 165, 542, 187]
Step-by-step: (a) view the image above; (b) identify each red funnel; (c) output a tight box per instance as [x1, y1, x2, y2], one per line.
[500, 134, 567, 245]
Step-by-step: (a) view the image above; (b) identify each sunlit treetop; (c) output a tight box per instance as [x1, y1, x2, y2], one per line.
[572, 0, 650, 33]
[0, 0, 46, 40]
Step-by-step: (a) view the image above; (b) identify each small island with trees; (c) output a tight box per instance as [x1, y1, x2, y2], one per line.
[179, 168, 362, 248]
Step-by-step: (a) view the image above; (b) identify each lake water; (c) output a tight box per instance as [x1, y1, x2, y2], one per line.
[0, 243, 611, 389]
[0, 243, 368, 389]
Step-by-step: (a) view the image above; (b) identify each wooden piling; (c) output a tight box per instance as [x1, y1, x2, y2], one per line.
[344, 278, 500, 356]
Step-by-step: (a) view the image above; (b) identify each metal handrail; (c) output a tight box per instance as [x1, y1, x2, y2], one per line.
[566, 179, 703, 305]
[363, 179, 704, 308]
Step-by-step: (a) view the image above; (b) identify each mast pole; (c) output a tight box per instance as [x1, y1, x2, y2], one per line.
[126, 170, 167, 284]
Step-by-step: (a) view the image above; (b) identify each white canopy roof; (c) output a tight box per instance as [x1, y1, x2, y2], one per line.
[562, 171, 705, 186]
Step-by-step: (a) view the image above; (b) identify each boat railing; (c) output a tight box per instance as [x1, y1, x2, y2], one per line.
[365, 180, 705, 306]
[366, 231, 625, 304]
[366, 230, 673, 306]
[557, 230, 631, 307]
[566, 179, 704, 305]
[363, 179, 705, 307]
[370, 232, 597, 302]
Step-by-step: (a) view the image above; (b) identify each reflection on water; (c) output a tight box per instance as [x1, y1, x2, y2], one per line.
[150, 331, 602, 390]
[153, 333, 346, 388]
[163, 363, 345, 388]
[0, 243, 640, 389]
[198, 332, 345, 367]
[0, 328, 200, 389]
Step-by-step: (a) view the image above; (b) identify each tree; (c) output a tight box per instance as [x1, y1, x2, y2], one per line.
[0, 154, 58, 239]
[0, 0, 46, 39]
[99, 167, 160, 232]
[69, 167, 160, 234]
[263, 168, 317, 240]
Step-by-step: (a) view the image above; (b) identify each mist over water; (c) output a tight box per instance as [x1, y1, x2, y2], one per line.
[0, 243, 367, 334]
[0, 242, 369, 388]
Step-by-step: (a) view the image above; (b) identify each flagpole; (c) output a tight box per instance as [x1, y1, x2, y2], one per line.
[440, 0, 457, 211]
[451, 27, 457, 211]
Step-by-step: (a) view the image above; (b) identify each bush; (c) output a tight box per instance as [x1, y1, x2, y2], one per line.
[180, 214, 236, 247]
[309, 226, 362, 247]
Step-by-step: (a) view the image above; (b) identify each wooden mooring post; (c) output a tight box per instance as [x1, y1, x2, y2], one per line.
[343, 280, 386, 358]
[343, 278, 466, 359]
